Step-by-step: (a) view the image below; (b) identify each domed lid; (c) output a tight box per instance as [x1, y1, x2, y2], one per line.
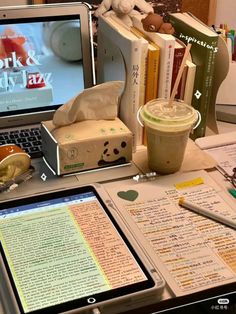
[141, 99, 196, 126]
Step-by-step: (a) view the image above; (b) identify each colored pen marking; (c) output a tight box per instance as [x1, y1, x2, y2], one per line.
[175, 177, 204, 190]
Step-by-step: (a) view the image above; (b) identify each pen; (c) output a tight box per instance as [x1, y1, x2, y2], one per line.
[228, 188, 236, 199]
[178, 197, 236, 230]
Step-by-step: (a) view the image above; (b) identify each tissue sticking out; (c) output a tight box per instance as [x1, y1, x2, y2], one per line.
[53, 81, 125, 127]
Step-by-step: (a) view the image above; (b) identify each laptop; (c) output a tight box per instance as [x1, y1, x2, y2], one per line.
[0, 2, 95, 158]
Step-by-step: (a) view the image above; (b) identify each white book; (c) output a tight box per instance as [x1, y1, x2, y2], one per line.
[195, 131, 236, 177]
[97, 15, 149, 147]
[132, 14, 175, 99]
[183, 60, 196, 106]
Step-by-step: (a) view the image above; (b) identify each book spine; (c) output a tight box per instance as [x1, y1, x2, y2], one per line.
[171, 46, 185, 98]
[143, 46, 160, 146]
[158, 42, 174, 99]
[183, 62, 196, 105]
[129, 41, 145, 147]
[169, 14, 218, 139]
[145, 47, 160, 102]
[194, 45, 217, 139]
[136, 41, 149, 145]
[179, 64, 188, 100]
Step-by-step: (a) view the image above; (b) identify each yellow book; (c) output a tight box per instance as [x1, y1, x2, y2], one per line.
[145, 42, 160, 103]
[131, 27, 160, 103]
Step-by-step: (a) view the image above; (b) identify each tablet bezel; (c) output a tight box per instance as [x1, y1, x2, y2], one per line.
[0, 185, 157, 314]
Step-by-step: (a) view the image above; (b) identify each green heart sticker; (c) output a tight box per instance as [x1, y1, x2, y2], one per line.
[117, 190, 138, 202]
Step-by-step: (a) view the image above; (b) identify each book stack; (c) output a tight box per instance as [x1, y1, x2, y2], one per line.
[97, 12, 219, 146]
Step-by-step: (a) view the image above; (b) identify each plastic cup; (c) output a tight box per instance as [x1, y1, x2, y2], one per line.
[140, 99, 199, 174]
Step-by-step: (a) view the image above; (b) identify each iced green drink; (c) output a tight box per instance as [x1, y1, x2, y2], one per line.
[140, 99, 198, 174]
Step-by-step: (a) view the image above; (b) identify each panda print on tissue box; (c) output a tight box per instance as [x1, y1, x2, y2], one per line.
[98, 139, 129, 167]
[41, 118, 132, 175]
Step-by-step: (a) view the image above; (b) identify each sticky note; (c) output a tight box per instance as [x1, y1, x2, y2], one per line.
[175, 177, 204, 189]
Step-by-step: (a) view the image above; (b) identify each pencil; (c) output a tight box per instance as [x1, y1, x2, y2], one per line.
[178, 197, 236, 230]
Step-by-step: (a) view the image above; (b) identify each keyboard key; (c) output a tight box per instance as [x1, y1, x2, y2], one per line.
[6, 140, 16, 144]
[32, 141, 41, 146]
[10, 130, 19, 134]
[0, 140, 6, 145]
[16, 138, 27, 143]
[0, 136, 5, 141]
[9, 134, 19, 139]
[27, 136, 36, 141]
[22, 142, 32, 148]
[29, 146, 40, 152]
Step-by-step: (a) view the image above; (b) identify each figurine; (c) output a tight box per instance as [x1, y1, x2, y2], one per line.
[141, 12, 175, 34]
[94, 0, 154, 26]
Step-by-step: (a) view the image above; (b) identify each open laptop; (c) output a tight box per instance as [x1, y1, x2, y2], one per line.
[0, 2, 95, 158]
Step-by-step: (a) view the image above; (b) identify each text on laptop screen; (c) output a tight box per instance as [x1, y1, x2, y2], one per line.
[0, 16, 86, 117]
[0, 189, 149, 313]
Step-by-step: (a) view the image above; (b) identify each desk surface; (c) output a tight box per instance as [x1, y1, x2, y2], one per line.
[0, 120, 236, 314]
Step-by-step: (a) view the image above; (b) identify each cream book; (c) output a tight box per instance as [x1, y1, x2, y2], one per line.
[132, 14, 175, 99]
[130, 26, 161, 146]
[130, 26, 160, 103]
[183, 59, 196, 106]
[97, 15, 149, 147]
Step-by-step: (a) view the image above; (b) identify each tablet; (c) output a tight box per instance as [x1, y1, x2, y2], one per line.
[0, 185, 164, 314]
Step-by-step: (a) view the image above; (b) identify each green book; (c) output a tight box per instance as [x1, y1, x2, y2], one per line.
[169, 12, 219, 139]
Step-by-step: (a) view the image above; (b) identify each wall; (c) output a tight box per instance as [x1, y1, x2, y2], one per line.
[215, 0, 236, 30]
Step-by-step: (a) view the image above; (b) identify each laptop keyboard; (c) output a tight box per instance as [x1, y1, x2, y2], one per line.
[0, 127, 42, 158]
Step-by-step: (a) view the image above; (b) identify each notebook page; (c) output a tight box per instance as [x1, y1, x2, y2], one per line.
[103, 170, 236, 296]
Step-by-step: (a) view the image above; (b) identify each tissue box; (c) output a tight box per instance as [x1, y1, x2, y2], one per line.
[41, 118, 132, 175]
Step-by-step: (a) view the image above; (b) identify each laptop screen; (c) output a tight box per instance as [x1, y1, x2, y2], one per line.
[0, 16, 87, 116]
[0, 4, 95, 126]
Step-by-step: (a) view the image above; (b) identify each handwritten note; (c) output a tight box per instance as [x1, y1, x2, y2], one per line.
[104, 170, 236, 296]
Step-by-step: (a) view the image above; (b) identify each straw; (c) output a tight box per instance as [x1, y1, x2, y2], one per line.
[168, 43, 192, 107]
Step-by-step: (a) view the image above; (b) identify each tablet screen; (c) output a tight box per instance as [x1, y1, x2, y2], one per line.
[0, 186, 155, 314]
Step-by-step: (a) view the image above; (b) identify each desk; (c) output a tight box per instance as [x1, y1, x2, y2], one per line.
[1, 121, 236, 314]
